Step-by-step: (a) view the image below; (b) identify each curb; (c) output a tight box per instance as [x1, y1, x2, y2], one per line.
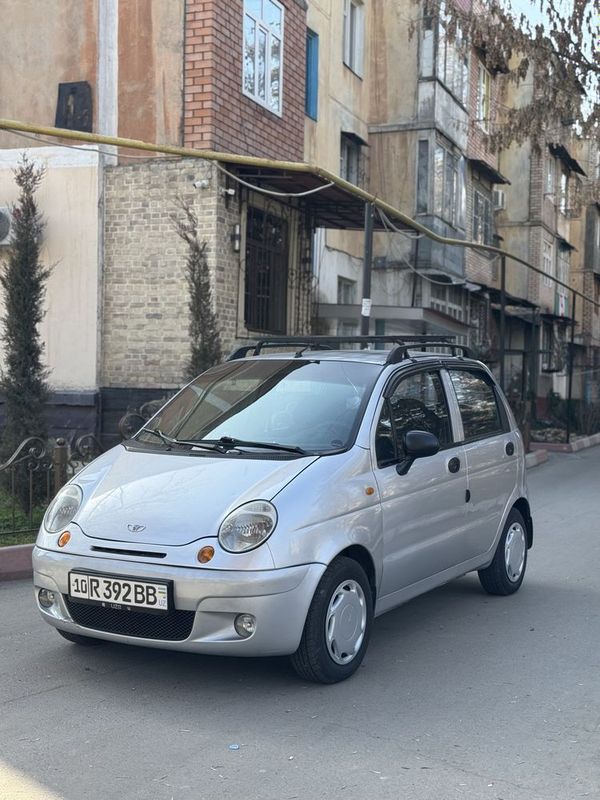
[530, 431, 600, 454]
[0, 544, 34, 582]
[525, 450, 550, 469]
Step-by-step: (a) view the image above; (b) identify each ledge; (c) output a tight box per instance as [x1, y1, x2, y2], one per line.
[530, 432, 600, 454]
[0, 543, 33, 581]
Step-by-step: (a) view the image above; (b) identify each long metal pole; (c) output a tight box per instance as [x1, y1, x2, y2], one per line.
[499, 254, 506, 391]
[566, 290, 577, 444]
[360, 203, 374, 341]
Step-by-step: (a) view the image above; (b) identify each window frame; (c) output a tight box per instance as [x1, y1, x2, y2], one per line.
[340, 133, 363, 185]
[343, 0, 365, 77]
[476, 61, 491, 132]
[305, 29, 319, 120]
[375, 367, 457, 468]
[337, 276, 357, 305]
[433, 142, 466, 229]
[473, 188, 493, 245]
[447, 367, 508, 444]
[542, 237, 554, 288]
[436, 13, 469, 106]
[242, 0, 285, 117]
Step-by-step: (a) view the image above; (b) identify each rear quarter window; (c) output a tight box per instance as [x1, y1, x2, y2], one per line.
[449, 370, 505, 442]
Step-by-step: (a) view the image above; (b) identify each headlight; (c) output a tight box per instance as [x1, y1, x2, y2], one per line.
[43, 484, 83, 534]
[218, 500, 277, 553]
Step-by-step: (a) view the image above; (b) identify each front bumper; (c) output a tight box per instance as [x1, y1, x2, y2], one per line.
[33, 546, 325, 657]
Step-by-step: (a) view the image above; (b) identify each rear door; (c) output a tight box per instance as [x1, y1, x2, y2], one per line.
[446, 368, 518, 559]
[373, 367, 469, 600]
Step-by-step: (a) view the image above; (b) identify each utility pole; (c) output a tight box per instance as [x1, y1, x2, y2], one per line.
[360, 202, 374, 343]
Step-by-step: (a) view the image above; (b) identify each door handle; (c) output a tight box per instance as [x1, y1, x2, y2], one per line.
[448, 457, 460, 473]
[505, 441, 515, 456]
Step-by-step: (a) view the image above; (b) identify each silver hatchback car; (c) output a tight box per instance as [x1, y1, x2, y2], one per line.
[34, 336, 532, 683]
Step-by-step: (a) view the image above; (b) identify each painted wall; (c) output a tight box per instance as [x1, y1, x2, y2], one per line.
[0, 147, 100, 391]
[0, 0, 97, 149]
[0, 0, 183, 151]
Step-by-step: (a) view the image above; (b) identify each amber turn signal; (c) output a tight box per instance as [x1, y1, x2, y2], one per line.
[58, 531, 71, 548]
[197, 545, 215, 564]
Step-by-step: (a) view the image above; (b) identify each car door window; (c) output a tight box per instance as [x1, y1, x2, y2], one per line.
[376, 371, 452, 467]
[449, 370, 504, 442]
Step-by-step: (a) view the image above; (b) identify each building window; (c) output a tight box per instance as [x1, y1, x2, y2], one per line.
[545, 156, 555, 196]
[374, 319, 386, 348]
[437, 14, 469, 104]
[305, 29, 319, 120]
[433, 143, 466, 229]
[543, 237, 554, 288]
[416, 140, 430, 213]
[559, 168, 569, 214]
[473, 189, 493, 245]
[556, 248, 570, 316]
[430, 283, 466, 322]
[243, 0, 284, 115]
[337, 277, 356, 305]
[343, 0, 364, 77]
[340, 133, 362, 185]
[245, 206, 288, 333]
[477, 62, 491, 132]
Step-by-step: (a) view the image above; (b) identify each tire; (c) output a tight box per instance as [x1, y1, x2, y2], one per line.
[56, 628, 104, 646]
[291, 556, 373, 684]
[478, 508, 528, 596]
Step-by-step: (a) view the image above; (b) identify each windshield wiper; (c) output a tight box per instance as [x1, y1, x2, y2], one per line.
[200, 436, 308, 455]
[139, 428, 221, 452]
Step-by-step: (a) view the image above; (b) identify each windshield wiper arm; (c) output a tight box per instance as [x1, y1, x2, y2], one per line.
[204, 436, 308, 455]
[140, 428, 221, 451]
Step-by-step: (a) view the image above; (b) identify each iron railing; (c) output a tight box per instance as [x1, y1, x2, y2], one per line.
[0, 435, 103, 547]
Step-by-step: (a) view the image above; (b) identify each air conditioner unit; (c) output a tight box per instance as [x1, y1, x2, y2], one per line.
[493, 189, 506, 211]
[0, 207, 13, 246]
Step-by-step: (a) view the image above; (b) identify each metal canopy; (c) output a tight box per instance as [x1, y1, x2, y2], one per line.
[225, 164, 414, 231]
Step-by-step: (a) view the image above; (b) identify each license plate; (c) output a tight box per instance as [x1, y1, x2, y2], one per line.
[68, 571, 170, 614]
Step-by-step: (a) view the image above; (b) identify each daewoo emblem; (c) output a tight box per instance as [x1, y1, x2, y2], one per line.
[127, 524, 146, 533]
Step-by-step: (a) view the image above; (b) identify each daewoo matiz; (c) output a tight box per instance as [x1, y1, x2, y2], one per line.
[34, 336, 532, 683]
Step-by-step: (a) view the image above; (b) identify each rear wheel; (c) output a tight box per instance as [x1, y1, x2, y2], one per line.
[291, 556, 373, 684]
[56, 628, 104, 646]
[478, 508, 528, 595]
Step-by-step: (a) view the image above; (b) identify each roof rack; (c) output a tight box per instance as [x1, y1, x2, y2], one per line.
[228, 335, 473, 363]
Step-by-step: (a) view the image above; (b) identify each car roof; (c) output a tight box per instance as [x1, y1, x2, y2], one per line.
[247, 349, 486, 369]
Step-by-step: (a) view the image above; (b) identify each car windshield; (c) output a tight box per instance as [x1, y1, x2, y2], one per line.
[136, 358, 381, 454]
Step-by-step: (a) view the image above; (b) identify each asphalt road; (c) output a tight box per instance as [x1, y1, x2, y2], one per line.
[1, 447, 600, 800]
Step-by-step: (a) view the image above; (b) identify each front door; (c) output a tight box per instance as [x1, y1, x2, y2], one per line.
[373, 368, 468, 601]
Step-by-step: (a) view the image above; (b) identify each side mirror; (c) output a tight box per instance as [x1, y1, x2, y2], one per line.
[396, 430, 440, 476]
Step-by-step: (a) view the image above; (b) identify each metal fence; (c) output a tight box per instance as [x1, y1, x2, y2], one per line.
[0, 435, 103, 547]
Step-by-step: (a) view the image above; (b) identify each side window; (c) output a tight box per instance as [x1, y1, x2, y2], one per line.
[449, 370, 503, 441]
[375, 371, 452, 467]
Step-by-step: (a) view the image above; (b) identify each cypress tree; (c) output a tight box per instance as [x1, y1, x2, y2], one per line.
[0, 156, 50, 466]
[173, 200, 222, 380]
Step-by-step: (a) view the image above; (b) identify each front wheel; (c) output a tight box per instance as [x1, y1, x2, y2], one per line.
[478, 508, 528, 596]
[291, 556, 373, 684]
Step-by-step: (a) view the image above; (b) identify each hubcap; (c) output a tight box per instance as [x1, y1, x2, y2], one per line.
[505, 523, 526, 582]
[325, 579, 367, 665]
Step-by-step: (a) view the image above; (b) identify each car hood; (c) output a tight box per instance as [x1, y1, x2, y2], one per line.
[74, 445, 318, 546]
